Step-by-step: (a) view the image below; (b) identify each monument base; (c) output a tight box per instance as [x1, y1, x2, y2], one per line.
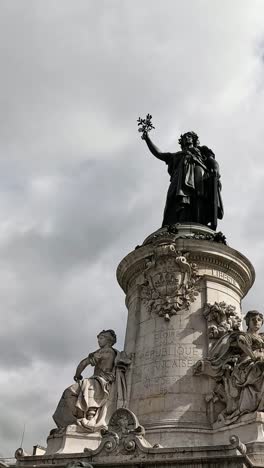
[14, 224, 264, 467]
[15, 409, 264, 467]
[15, 438, 264, 468]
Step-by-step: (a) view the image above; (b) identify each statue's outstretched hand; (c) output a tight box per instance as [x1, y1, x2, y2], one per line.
[141, 131, 148, 141]
[74, 374, 83, 382]
[137, 115, 154, 140]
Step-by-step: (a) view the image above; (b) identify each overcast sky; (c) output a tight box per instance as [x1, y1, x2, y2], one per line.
[1, 0, 264, 457]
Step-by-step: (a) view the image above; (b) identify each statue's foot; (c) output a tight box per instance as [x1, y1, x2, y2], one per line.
[77, 417, 95, 433]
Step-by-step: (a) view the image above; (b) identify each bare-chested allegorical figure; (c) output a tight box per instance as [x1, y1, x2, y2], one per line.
[53, 329, 117, 432]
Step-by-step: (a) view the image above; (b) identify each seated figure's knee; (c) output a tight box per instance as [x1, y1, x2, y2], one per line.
[62, 383, 79, 399]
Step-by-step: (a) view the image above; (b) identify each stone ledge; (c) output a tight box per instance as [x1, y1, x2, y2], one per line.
[14, 444, 254, 468]
[117, 225, 255, 298]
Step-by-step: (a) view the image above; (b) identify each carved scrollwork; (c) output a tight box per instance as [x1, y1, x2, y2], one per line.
[104, 437, 118, 453]
[106, 408, 144, 437]
[124, 439, 136, 452]
[96, 408, 149, 455]
[229, 435, 247, 455]
[140, 246, 200, 320]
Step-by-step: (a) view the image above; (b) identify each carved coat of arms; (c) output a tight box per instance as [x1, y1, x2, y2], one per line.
[140, 246, 200, 320]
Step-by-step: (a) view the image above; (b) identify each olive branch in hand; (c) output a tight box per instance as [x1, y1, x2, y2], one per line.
[137, 114, 155, 139]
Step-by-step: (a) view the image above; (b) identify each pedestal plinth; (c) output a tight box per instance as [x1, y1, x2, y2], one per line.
[117, 224, 255, 447]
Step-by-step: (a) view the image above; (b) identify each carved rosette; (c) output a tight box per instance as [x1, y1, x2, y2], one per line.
[139, 245, 200, 321]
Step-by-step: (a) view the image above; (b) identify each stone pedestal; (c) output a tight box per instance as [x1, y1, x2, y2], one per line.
[117, 224, 255, 447]
[15, 224, 264, 468]
[46, 426, 101, 455]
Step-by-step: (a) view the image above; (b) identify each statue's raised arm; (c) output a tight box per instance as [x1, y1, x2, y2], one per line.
[143, 132, 169, 163]
[138, 114, 168, 162]
[137, 115, 224, 230]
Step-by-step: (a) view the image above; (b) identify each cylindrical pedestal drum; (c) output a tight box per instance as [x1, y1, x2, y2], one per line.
[117, 224, 255, 447]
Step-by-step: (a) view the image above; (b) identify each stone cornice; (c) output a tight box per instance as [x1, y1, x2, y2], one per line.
[117, 238, 255, 299]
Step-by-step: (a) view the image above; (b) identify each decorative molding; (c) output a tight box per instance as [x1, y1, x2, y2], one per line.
[117, 235, 254, 298]
[14, 428, 256, 467]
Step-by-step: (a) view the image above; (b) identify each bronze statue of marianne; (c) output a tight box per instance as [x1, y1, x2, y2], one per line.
[138, 115, 224, 230]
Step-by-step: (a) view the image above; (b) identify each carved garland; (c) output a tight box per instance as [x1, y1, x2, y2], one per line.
[143, 226, 227, 246]
[203, 301, 242, 341]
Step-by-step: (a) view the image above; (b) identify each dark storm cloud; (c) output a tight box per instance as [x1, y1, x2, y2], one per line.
[0, 0, 264, 457]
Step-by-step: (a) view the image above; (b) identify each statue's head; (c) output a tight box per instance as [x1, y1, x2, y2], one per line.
[178, 131, 200, 150]
[244, 310, 264, 331]
[97, 329, 117, 347]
